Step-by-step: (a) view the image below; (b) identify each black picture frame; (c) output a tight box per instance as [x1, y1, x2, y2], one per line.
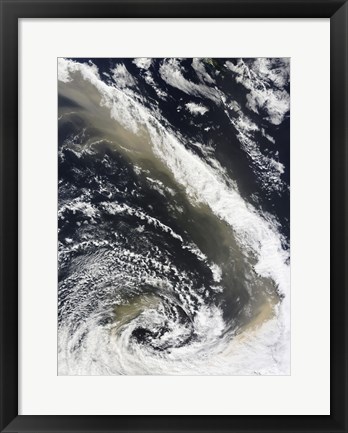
[1, 1, 347, 432]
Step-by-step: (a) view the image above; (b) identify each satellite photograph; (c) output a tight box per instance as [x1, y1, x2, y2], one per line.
[58, 57, 290, 375]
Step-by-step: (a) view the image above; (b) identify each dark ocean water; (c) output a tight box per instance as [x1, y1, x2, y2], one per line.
[58, 58, 290, 375]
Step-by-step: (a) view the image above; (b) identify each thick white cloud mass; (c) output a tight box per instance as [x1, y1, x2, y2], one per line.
[133, 57, 152, 70]
[185, 102, 209, 116]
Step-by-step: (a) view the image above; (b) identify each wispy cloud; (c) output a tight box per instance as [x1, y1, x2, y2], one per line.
[225, 58, 290, 125]
[159, 58, 221, 104]
[111, 64, 136, 88]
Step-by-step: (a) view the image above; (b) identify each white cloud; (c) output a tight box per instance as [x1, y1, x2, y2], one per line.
[261, 128, 276, 144]
[143, 70, 167, 99]
[192, 58, 215, 84]
[234, 113, 259, 133]
[133, 57, 152, 70]
[225, 59, 290, 125]
[159, 58, 221, 104]
[252, 58, 290, 89]
[58, 58, 80, 82]
[222, 102, 285, 194]
[58, 58, 101, 85]
[210, 263, 222, 282]
[185, 102, 209, 116]
[111, 64, 136, 88]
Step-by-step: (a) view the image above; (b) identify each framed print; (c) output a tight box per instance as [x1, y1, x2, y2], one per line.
[0, 0, 347, 432]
